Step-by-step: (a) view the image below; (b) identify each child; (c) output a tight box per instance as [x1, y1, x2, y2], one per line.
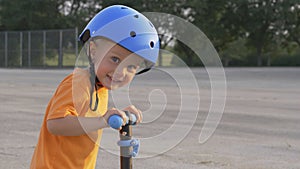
[30, 5, 159, 169]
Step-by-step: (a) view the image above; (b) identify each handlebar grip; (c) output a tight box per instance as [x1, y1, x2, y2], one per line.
[108, 115, 123, 129]
[108, 113, 137, 129]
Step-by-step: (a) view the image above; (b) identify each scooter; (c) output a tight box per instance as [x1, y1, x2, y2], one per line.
[108, 111, 139, 169]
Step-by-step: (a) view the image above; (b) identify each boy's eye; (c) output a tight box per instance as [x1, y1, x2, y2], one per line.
[111, 56, 120, 63]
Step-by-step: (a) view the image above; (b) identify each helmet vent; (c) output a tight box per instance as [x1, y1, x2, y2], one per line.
[134, 14, 139, 18]
[150, 41, 154, 48]
[121, 7, 128, 9]
[130, 31, 136, 37]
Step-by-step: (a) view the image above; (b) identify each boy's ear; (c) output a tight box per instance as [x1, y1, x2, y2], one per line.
[89, 41, 97, 60]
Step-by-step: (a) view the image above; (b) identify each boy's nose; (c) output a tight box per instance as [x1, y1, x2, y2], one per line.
[113, 67, 127, 81]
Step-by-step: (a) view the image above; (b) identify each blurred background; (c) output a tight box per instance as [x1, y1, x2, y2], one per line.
[1, 1, 300, 168]
[0, 0, 299, 68]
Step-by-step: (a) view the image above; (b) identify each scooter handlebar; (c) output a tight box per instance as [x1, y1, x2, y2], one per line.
[108, 112, 137, 129]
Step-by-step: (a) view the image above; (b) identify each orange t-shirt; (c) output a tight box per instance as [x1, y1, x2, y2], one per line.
[30, 68, 108, 169]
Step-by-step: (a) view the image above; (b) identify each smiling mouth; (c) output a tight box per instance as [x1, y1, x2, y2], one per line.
[107, 74, 122, 83]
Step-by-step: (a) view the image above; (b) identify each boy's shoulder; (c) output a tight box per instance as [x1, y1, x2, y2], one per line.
[55, 68, 90, 92]
[60, 68, 89, 84]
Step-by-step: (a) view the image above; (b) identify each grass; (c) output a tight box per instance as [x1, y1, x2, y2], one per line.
[45, 52, 175, 67]
[45, 53, 76, 67]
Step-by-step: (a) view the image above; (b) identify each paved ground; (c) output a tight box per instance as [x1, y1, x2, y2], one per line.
[0, 68, 299, 169]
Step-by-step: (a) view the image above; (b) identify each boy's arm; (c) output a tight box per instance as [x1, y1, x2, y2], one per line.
[47, 116, 108, 136]
[47, 108, 131, 136]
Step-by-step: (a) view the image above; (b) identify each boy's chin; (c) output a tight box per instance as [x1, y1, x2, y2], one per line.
[106, 86, 118, 90]
[101, 79, 129, 90]
[104, 84, 123, 90]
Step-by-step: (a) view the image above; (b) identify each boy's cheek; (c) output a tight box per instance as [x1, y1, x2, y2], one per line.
[127, 75, 136, 83]
[120, 80, 132, 88]
[119, 76, 135, 87]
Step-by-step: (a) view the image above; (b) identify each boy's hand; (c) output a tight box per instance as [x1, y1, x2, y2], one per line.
[103, 108, 129, 129]
[103, 105, 142, 129]
[122, 105, 143, 124]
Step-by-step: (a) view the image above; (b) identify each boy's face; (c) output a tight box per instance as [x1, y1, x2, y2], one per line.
[90, 39, 144, 90]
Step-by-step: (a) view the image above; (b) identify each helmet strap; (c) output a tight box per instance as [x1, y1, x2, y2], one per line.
[88, 42, 99, 111]
[136, 68, 151, 75]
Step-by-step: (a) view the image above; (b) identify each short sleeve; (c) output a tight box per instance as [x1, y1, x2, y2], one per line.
[46, 68, 105, 120]
[47, 79, 78, 120]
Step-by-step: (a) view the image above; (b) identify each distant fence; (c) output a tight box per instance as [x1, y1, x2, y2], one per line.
[0, 28, 78, 68]
[0, 28, 180, 68]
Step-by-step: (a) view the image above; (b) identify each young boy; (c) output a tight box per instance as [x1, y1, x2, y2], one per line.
[30, 5, 159, 169]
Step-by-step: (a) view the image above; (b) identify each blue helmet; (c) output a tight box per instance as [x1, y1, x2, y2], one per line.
[79, 5, 160, 67]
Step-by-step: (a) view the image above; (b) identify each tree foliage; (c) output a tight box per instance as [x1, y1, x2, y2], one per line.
[0, 0, 299, 66]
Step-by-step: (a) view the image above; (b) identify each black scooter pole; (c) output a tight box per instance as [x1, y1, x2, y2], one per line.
[108, 111, 139, 169]
[120, 123, 132, 169]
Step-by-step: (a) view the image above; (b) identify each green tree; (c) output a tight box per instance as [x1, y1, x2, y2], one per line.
[177, 0, 244, 66]
[1, 0, 299, 67]
[0, 0, 104, 31]
[279, 1, 300, 47]
[0, 0, 61, 30]
[232, 0, 297, 66]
